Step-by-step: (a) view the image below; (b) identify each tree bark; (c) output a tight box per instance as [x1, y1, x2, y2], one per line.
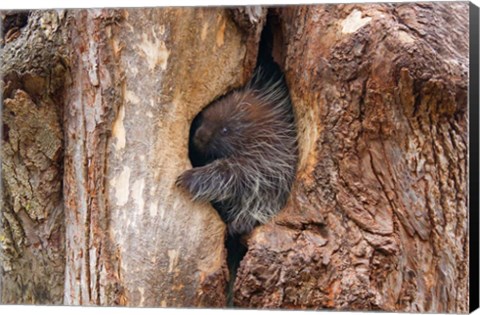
[1, 3, 470, 312]
[1, 10, 67, 304]
[234, 3, 469, 313]
[62, 8, 263, 306]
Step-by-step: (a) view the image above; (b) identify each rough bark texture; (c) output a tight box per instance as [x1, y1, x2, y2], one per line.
[62, 8, 263, 306]
[0, 3, 469, 312]
[1, 11, 67, 304]
[234, 3, 469, 313]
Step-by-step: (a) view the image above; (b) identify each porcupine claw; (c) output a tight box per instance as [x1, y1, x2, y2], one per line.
[175, 169, 195, 192]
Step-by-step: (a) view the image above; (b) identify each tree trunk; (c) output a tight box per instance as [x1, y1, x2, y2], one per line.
[61, 8, 263, 307]
[1, 3, 470, 312]
[1, 10, 66, 304]
[234, 3, 469, 313]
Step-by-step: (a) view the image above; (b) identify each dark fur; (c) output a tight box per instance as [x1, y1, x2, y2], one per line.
[176, 69, 298, 235]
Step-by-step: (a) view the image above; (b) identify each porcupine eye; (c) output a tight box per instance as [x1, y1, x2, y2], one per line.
[220, 127, 228, 135]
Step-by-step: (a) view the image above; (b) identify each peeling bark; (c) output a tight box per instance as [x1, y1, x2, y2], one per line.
[1, 11, 66, 304]
[62, 8, 263, 306]
[234, 3, 469, 313]
[1, 3, 470, 311]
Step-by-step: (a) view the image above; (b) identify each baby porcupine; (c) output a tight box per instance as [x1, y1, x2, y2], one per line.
[176, 68, 298, 235]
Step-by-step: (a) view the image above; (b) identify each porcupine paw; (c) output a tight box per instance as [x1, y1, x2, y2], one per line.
[176, 169, 193, 189]
[176, 169, 201, 198]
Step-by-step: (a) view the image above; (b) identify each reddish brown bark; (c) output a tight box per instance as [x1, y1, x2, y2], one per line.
[1, 4, 470, 312]
[234, 3, 469, 313]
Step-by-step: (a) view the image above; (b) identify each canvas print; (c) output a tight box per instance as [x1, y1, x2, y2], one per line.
[0, 1, 478, 313]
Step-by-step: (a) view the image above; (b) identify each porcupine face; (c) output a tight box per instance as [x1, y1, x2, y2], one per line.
[192, 89, 270, 162]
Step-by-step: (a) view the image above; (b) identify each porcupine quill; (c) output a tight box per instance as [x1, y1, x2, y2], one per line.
[176, 65, 298, 236]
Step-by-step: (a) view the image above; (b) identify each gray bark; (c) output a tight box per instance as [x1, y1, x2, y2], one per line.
[1, 10, 66, 304]
[0, 4, 470, 312]
[62, 8, 262, 306]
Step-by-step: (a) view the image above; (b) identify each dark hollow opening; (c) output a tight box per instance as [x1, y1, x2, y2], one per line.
[187, 11, 289, 307]
[2, 11, 30, 42]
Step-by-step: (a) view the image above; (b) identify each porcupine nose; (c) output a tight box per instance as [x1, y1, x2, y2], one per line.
[193, 126, 211, 149]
